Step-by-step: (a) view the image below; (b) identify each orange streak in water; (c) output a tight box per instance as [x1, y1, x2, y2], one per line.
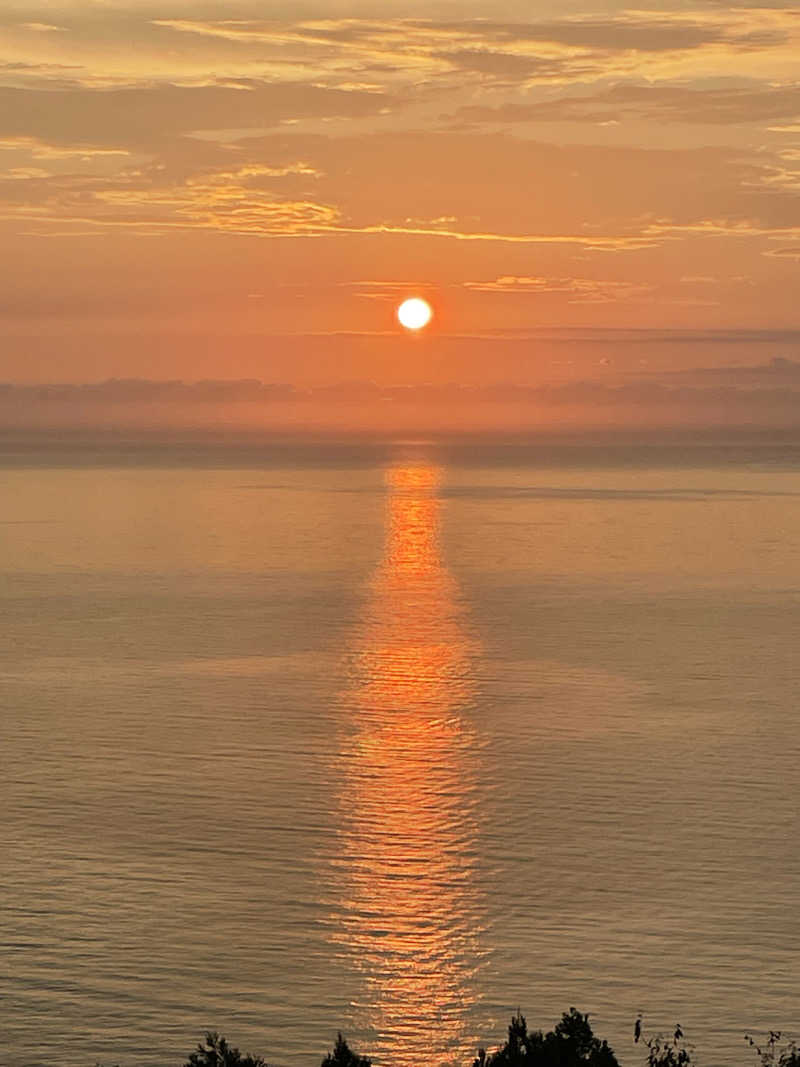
[333, 462, 486, 1067]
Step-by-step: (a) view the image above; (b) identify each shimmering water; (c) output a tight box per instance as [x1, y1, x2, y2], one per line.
[2, 443, 799, 1067]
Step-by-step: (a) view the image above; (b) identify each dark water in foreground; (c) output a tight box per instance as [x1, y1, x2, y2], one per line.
[2, 443, 798, 1067]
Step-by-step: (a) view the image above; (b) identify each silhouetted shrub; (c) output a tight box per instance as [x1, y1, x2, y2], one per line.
[320, 1032, 371, 1067]
[637, 1024, 693, 1067]
[474, 1007, 619, 1066]
[171, 1012, 800, 1067]
[184, 1031, 269, 1067]
[746, 1031, 800, 1067]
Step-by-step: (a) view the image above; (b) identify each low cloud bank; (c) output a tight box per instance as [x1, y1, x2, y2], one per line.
[4, 364, 800, 436]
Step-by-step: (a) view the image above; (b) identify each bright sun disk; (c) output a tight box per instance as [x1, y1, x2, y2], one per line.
[397, 297, 432, 331]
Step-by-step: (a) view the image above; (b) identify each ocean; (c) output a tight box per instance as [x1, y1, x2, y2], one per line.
[3, 440, 798, 1067]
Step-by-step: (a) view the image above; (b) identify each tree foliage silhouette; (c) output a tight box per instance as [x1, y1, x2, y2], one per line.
[320, 1032, 371, 1067]
[172, 1012, 800, 1067]
[473, 1008, 619, 1066]
[638, 1024, 693, 1067]
[184, 1031, 269, 1067]
[745, 1031, 800, 1067]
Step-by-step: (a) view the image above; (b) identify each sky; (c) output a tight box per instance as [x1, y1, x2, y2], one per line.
[2, 0, 800, 433]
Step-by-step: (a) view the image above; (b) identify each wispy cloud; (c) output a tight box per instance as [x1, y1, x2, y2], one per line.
[0, 83, 392, 149]
[19, 22, 67, 33]
[455, 82, 800, 127]
[463, 275, 655, 302]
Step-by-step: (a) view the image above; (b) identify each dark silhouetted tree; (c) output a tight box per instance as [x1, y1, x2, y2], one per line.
[320, 1033, 371, 1067]
[475, 1008, 619, 1066]
[184, 1031, 268, 1067]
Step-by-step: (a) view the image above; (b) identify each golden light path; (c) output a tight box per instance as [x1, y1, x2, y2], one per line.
[331, 462, 487, 1067]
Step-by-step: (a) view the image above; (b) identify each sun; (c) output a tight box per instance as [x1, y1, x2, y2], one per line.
[397, 297, 433, 331]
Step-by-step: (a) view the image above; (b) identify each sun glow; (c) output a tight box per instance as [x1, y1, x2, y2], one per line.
[397, 297, 433, 331]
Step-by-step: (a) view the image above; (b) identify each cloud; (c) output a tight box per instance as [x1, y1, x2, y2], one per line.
[153, 13, 793, 64]
[141, 13, 797, 102]
[2, 129, 798, 256]
[463, 275, 654, 302]
[0, 83, 392, 151]
[0, 135, 130, 159]
[0, 165, 341, 236]
[454, 82, 800, 126]
[432, 49, 579, 82]
[765, 243, 800, 258]
[661, 355, 800, 383]
[461, 16, 736, 52]
[4, 6, 798, 109]
[5, 375, 800, 434]
[19, 22, 67, 33]
[343, 274, 656, 304]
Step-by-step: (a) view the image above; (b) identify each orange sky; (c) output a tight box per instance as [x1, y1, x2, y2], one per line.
[2, 0, 800, 432]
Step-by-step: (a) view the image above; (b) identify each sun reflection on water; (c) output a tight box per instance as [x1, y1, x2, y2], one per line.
[331, 461, 487, 1067]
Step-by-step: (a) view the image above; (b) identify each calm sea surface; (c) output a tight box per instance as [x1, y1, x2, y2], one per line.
[2, 442, 798, 1067]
